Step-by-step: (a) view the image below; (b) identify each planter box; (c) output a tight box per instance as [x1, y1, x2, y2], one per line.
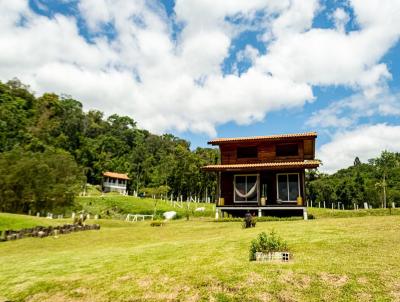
[255, 251, 290, 262]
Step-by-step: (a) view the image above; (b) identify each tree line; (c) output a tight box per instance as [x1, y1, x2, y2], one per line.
[0, 79, 218, 213]
[306, 152, 400, 208]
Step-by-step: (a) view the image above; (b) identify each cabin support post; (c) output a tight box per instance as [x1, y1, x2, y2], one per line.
[258, 208, 262, 217]
[303, 208, 308, 220]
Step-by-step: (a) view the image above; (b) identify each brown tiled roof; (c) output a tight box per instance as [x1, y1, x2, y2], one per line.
[202, 160, 320, 171]
[208, 132, 317, 145]
[103, 172, 130, 180]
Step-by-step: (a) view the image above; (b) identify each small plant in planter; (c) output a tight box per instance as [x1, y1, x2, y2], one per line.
[249, 231, 290, 262]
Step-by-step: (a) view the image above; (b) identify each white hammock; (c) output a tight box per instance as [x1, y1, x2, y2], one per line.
[234, 180, 258, 198]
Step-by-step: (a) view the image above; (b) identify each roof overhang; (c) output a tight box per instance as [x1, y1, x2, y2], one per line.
[201, 160, 320, 172]
[208, 132, 317, 145]
[103, 172, 130, 180]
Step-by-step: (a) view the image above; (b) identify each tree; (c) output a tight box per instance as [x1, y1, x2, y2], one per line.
[0, 148, 85, 213]
[370, 151, 399, 208]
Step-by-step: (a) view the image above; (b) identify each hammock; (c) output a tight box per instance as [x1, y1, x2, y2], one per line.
[234, 180, 258, 198]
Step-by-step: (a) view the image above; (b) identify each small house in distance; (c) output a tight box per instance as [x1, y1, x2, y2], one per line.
[102, 172, 130, 195]
[202, 132, 320, 219]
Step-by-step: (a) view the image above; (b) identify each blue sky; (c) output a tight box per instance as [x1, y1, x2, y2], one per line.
[1, 0, 400, 173]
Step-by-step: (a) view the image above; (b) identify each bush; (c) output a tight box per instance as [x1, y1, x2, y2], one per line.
[255, 216, 303, 222]
[213, 218, 243, 222]
[150, 220, 165, 227]
[249, 231, 288, 260]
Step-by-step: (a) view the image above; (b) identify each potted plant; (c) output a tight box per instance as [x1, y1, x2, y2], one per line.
[249, 231, 290, 262]
[260, 184, 267, 206]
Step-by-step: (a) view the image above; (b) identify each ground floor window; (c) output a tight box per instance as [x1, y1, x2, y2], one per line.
[234, 174, 259, 203]
[277, 173, 300, 202]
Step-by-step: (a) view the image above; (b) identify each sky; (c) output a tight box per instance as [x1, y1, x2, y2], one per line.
[0, 0, 400, 173]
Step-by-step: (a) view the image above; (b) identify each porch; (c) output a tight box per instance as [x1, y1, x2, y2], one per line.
[208, 166, 313, 220]
[215, 205, 308, 220]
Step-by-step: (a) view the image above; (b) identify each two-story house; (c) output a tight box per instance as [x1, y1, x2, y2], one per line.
[202, 132, 320, 220]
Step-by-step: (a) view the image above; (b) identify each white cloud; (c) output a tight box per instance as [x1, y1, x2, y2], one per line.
[332, 8, 349, 33]
[307, 92, 400, 129]
[0, 0, 399, 136]
[317, 124, 400, 173]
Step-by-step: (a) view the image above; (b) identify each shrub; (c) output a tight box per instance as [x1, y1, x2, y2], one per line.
[255, 216, 303, 222]
[213, 218, 243, 222]
[150, 220, 165, 227]
[249, 231, 288, 260]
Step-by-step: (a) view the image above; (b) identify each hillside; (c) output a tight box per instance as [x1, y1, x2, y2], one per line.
[75, 195, 215, 219]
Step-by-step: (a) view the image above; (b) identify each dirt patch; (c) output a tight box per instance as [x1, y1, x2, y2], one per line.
[319, 272, 348, 287]
[276, 290, 298, 302]
[117, 274, 133, 282]
[26, 292, 103, 302]
[356, 292, 373, 301]
[246, 272, 265, 285]
[141, 290, 179, 301]
[357, 277, 368, 285]
[137, 276, 153, 288]
[183, 292, 200, 302]
[278, 271, 311, 289]
[391, 280, 400, 302]
[255, 291, 273, 302]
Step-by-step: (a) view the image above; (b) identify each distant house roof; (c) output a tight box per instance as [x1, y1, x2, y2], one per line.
[201, 160, 320, 171]
[103, 172, 130, 180]
[208, 132, 317, 145]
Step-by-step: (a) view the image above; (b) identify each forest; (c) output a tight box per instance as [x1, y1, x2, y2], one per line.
[0, 79, 218, 213]
[0, 78, 399, 213]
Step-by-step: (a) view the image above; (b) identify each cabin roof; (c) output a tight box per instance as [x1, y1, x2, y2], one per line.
[201, 160, 320, 171]
[208, 132, 317, 145]
[103, 171, 130, 180]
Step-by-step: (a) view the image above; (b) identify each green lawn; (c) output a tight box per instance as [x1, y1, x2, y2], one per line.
[1, 213, 399, 301]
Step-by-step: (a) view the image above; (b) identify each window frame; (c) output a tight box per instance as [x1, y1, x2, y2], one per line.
[276, 173, 300, 203]
[233, 174, 259, 203]
[236, 146, 258, 159]
[275, 143, 299, 158]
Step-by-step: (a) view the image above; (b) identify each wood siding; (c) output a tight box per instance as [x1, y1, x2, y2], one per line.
[220, 138, 313, 165]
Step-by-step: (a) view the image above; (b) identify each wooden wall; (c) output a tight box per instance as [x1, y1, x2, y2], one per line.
[220, 139, 315, 165]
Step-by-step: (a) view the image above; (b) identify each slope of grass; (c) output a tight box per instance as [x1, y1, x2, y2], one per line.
[0, 213, 135, 231]
[0, 213, 399, 301]
[75, 195, 215, 219]
[308, 207, 400, 219]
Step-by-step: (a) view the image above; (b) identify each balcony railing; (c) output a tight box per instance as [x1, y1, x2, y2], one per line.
[103, 182, 126, 188]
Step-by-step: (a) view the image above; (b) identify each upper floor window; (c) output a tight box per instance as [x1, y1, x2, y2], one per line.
[276, 143, 298, 157]
[237, 146, 258, 159]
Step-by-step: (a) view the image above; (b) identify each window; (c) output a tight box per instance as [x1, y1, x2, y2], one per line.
[234, 174, 259, 203]
[276, 143, 298, 157]
[277, 173, 300, 202]
[237, 146, 258, 159]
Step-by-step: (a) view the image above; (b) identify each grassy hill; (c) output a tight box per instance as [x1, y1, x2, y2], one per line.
[75, 195, 215, 219]
[0, 213, 399, 301]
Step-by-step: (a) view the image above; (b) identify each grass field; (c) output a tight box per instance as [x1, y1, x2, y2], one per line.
[1, 211, 400, 301]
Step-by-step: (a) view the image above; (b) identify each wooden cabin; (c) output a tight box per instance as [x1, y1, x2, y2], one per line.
[102, 172, 130, 195]
[202, 132, 320, 219]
